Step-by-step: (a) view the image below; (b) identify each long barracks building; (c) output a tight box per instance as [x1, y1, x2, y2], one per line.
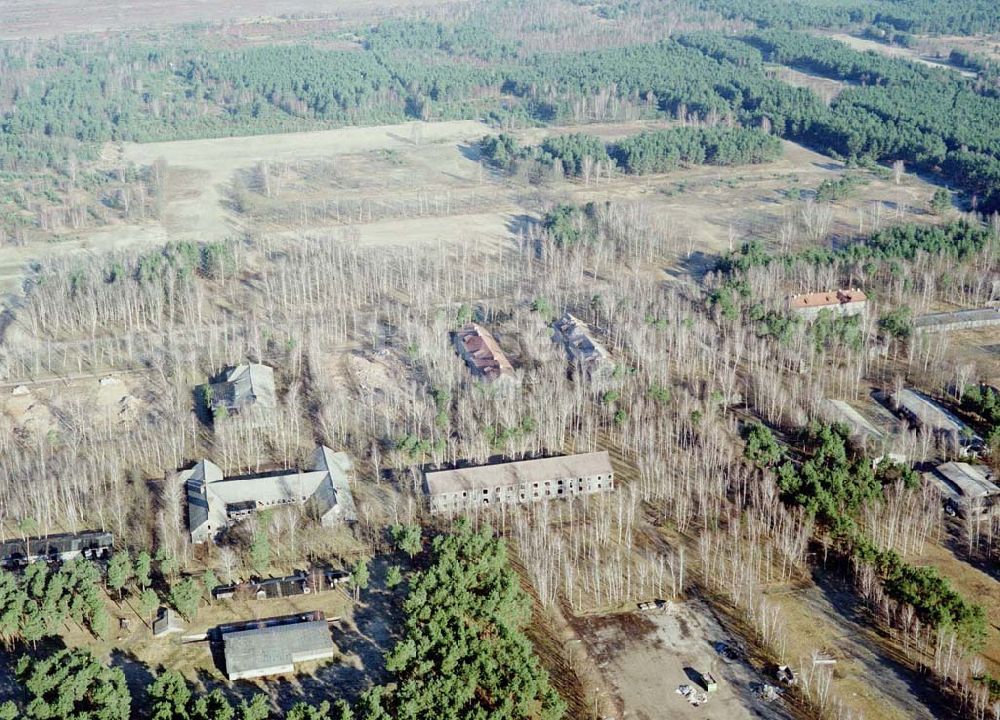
[424, 451, 614, 513]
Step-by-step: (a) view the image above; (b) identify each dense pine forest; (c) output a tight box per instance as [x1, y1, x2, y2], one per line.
[3, 0, 1000, 239]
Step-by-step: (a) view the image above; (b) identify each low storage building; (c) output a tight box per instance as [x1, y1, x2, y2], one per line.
[928, 462, 999, 512]
[207, 363, 276, 414]
[220, 612, 334, 681]
[425, 451, 614, 513]
[888, 388, 982, 453]
[914, 307, 1000, 333]
[212, 571, 312, 601]
[0, 531, 113, 569]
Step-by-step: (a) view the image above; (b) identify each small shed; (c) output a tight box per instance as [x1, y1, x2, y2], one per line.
[152, 608, 185, 637]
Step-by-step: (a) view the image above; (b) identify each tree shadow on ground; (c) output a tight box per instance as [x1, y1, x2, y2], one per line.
[810, 564, 963, 720]
[288, 556, 406, 711]
[940, 520, 1000, 583]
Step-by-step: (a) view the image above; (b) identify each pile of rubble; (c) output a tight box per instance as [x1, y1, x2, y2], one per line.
[676, 684, 709, 706]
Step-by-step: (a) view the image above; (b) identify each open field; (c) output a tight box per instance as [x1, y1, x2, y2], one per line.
[763, 573, 953, 720]
[934, 35, 1000, 64]
[826, 32, 977, 78]
[574, 600, 796, 720]
[935, 326, 1000, 389]
[0, 0, 459, 39]
[0, 117, 941, 302]
[769, 65, 848, 104]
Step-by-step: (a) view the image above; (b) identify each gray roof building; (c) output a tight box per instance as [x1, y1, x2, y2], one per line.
[425, 451, 614, 513]
[552, 313, 613, 378]
[914, 307, 1000, 333]
[184, 446, 356, 543]
[152, 607, 184, 637]
[928, 462, 1000, 507]
[888, 388, 982, 452]
[0, 531, 113, 569]
[208, 363, 276, 413]
[222, 613, 334, 680]
[822, 399, 885, 444]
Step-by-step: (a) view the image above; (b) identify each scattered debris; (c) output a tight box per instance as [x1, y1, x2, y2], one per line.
[11, 385, 29, 396]
[638, 598, 673, 613]
[676, 684, 709, 706]
[811, 651, 837, 666]
[776, 665, 797, 685]
[751, 682, 781, 702]
[118, 395, 142, 420]
[715, 641, 741, 663]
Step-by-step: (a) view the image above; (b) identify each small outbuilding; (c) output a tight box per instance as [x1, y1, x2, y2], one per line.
[152, 607, 184, 637]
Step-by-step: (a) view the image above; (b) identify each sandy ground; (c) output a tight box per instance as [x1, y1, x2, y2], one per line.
[1, 372, 147, 432]
[764, 570, 960, 720]
[1, 115, 944, 304]
[576, 600, 796, 720]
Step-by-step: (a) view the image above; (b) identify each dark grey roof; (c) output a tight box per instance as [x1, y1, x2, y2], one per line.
[209, 363, 276, 412]
[1, 531, 113, 567]
[223, 618, 333, 679]
[932, 462, 1000, 501]
[212, 572, 310, 600]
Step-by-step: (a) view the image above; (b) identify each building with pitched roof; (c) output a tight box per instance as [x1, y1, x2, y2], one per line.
[0, 531, 113, 569]
[207, 363, 276, 414]
[552, 313, 613, 379]
[452, 323, 515, 383]
[184, 446, 356, 543]
[220, 612, 334, 680]
[914, 307, 1000, 333]
[425, 451, 614, 513]
[888, 388, 982, 453]
[927, 462, 999, 512]
[788, 289, 867, 321]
